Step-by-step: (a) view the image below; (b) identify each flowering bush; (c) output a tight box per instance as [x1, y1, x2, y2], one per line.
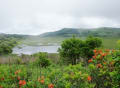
[0, 49, 120, 88]
[88, 49, 120, 88]
[0, 64, 94, 88]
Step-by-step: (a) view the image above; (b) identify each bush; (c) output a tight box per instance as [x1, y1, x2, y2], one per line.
[0, 49, 119, 88]
[58, 36, 84, 65]
[34, 52, 51, 68]
[86, 36, 102, 49]
[58, 36, 102, 65]
[88, 49, 120, 88]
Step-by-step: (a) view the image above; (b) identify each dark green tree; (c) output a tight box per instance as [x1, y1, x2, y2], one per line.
[58, 36, 85, 65]
[0, 36, 18, 55]
[58, 36, 102, 65]
[86, 36, 102, 49]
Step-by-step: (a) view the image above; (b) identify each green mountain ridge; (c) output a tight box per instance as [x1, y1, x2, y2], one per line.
[1, 27, 120, 38]
[1, 27, 120, 48]
[39, 27, 120, 37]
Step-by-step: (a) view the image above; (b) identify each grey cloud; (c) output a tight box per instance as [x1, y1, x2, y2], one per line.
[0, 0, 120, 35]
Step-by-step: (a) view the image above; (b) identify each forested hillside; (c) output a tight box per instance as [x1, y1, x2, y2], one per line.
[39, 27, 120, 37]
[0, 33, 28, 54]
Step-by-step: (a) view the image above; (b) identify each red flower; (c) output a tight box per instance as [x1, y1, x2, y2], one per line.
[103, 62, 106, 65]
[93, 49, 97, 53]
[0, 85, 3, 88]
[19, 80, 26, 86]
[101, 53, 106, 57]
[88, 59, 93, 63]
[97, 64, 103, 68]
[48, 84, 54, 88]
[15, 70, 21, 75]
[38, 76, 45, 82]
[92, 56, 96, 59]
[40, 80, 44, 84]
[98, 50, 102, 54]
[87, 76, 92, 81]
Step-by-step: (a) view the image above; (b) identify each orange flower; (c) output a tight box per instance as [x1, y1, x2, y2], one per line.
[88, 59, 93, 63]
[38, 76, 45, 82]
[0, 85, 3, 88]
[92, 56, 96, 59]
[19, 80, 26, 86]
[40, 80, 44, 84]
[97, 64, 103, 68]
[98, 50, 102, 54]
[103, 62, 106, 65]
[87, 76, 92, 81]
[93, 49, 97, 53]
[48, 84, 54, 88]
[15, 70, 21, 75]
[101, 53, 106, 57]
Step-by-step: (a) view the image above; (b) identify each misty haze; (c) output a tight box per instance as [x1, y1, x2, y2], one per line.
[0, 0, 120, 88]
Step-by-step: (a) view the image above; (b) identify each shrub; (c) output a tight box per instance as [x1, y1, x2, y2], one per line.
[88, 49, 120, 88]
[34, 52, 51, 67]
[0, 49, 119, 88]
[58, 36, 102, 65]
[86, 36, 102, 49]
[58, 36, 85, 65]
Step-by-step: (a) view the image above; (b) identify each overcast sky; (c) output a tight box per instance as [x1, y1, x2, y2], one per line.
[0, 0, 120, 35]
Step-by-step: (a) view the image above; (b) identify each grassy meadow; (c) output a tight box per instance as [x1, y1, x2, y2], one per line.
[101, 37, 120, 49]
[22, 36, 120, 49]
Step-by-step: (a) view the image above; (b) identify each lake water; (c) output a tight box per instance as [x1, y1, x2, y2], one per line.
[12, 45, 60, 55]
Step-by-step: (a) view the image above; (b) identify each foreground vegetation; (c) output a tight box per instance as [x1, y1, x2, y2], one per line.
[0, 36, 120, 88]
[0, 49, 120, 88]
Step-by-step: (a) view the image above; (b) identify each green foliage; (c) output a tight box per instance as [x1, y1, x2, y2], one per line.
[59, 36, 102, 65]
[33, 52, 51, 67]
[86, 36, 102, 49]
[88, 49, 120, 88]
[0, 36, 18, 55]
[40, 27, 120, 37]
[0, 49, 120, 88]
[117, 40, 120, 48]
[58, 36, 84, 65]
[0, 63, 94, 88]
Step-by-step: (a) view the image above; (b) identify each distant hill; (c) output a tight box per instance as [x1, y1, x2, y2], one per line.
[0, 33, 29, 40]
[39, 27, 120, 37]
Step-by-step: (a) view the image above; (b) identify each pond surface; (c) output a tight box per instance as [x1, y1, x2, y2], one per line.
[12, 45, 60, 55]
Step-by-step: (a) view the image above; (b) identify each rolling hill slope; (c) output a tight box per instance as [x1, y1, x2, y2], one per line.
[39, 27, 120, 37]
